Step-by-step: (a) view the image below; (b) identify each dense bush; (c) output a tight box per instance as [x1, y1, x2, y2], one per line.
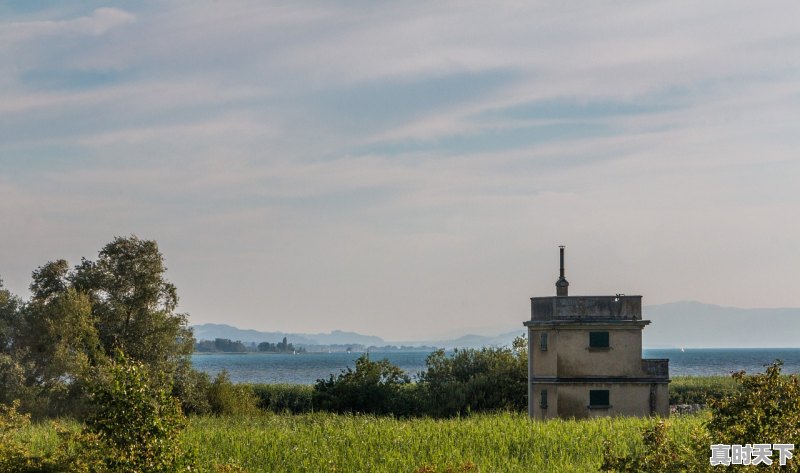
[603, 361, 800, 472]
[417, 341, 527, 417]
[0, 355, 198, 472]
[0, 400, 50, 472]
[309, 340, 527, 417]
[173, 363, 213, 415]
[313, 354, 418, 415]
[708, 361, 800, 451]
[207, 370, 260, 416]
[252, 384, 313, 413]
[82, 354, 197, 472]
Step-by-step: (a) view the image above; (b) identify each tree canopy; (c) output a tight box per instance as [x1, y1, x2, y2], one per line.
[0, 236, 196, 417]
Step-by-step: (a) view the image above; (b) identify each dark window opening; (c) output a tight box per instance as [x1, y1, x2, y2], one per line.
[540, 390, 548, 409]
[540, 332, 548, 352]
[589, 390, 610, 408]
[589, 331, 609, 348]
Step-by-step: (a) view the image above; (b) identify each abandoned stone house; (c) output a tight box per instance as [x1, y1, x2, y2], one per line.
[524, 247, 669, 419]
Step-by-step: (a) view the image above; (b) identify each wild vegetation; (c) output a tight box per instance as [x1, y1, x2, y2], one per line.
[3, 237, 797, 471]
[9, 409, 705, 472]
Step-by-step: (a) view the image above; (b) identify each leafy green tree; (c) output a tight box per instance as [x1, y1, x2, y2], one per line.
[29, 260, 70, 304]
[0, 278, 23, 352]
[70, 236, 194, 373]
[0, 280, 32, 409]
[1, 237, 201, 418]
[14, 288, 105, 416]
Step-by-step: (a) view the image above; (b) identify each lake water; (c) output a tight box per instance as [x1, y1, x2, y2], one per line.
[191, 348, 800, 384]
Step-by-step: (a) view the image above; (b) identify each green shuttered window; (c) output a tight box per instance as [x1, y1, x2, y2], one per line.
[589, 331, 609, 348]
[589, 390, 610, 407]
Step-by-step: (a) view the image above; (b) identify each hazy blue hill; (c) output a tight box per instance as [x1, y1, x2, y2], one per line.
[190, 323, 384, 346]
[191, 324, 318, 345]
[193, 301, 800, 349]
[308, 330, 384, 346]
[423, 330, 526, 349]
[643, 301, 800, 348]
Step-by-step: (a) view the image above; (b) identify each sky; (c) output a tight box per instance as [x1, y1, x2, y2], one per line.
[1, 1, 799, 340]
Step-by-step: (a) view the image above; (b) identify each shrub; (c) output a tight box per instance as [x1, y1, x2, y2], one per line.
[82, 354, 196, 472]
[312, 354, 414, 415]
[173, 364, 212, 415]
[0, 400, 46, 472]
[207, 370, 260, 416]
[708, 360, 800, 449]
[603, 361, 799, 472]
[418, 345, 526, 417]
[251, 384, 313, 413]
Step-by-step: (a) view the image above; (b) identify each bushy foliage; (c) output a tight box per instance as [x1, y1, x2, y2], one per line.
[82, 354, 196, 472]
[0, 400, 45, 472]
[603, 361, 799, 472]
[417, 341, 527, 417]
[313, 354, 416, 415]
[173, 363, 213, 415]
[207, 370, 260, 416]
[601, 420, 710, 472]
[707, 361, 800, 449]
[252, 383, 314, 413]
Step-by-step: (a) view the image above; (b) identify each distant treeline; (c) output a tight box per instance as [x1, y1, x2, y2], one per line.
[195, 337, 305, 353]
[194, 338, 438, 354]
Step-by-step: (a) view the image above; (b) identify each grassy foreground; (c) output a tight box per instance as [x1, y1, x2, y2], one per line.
[18, 412, 706, 472]
[185, 413, 707, 472]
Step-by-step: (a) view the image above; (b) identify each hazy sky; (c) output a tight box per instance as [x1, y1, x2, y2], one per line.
[2, 1, 799, 340]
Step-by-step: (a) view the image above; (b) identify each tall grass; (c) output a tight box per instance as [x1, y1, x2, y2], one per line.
[669, 376, 739, 404]
[15, 413, 705, 472]
[184, 412, 705, 472]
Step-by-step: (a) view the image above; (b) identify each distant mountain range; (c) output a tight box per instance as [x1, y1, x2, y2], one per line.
[191, 324, 384, 347]
[191, 301, 800, 349]
[191, 322, 522, 349]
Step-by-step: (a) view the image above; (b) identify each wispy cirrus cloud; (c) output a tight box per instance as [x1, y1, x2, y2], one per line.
[1, 7, 134, 43]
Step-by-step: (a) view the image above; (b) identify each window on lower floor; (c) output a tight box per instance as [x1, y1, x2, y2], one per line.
[540, 390, 548, 409]
[589, 389, 610, 408]
[589, 331, 610, 348]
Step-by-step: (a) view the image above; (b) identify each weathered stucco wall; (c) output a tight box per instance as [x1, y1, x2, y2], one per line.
[530, 382, 669, 419]
[529, 326, 646, 377]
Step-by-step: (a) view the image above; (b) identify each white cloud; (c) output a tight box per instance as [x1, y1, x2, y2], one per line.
[0, 8, 135, 43]
[2, 1, 800, 338]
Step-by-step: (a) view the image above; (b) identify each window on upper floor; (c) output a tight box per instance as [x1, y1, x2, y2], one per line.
[589, 389, 610, 408]
[539, 332, 548, 351]
[589, 331, 609, 349]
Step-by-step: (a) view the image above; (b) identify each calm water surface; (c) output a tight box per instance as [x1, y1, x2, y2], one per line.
[191, 348, 800, 384]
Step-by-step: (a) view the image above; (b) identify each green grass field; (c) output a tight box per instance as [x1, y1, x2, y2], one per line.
[17, 412, 707, 472]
